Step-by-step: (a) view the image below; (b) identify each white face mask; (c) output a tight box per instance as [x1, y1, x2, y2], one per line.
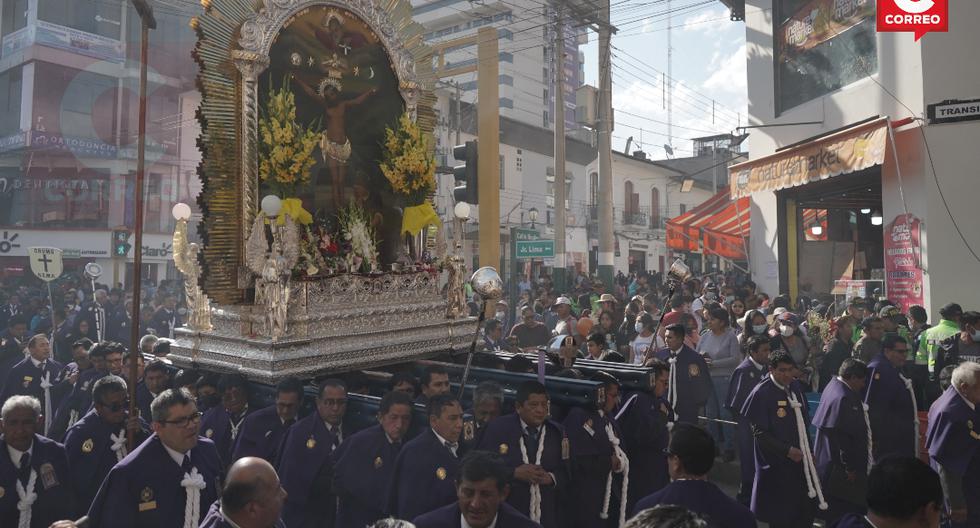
[495, 311, 505, 320]
[635, 322, 645, 333]
[780, 324, 795, 337]
[753, 324, 768, 334]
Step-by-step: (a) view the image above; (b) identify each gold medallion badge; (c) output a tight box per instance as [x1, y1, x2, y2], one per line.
[561, 436, 570, 460]
[436, 467, 447, 480]
[688, 364, 701, 377]
[968, 420, 974, 430]
[140, 487, 154, 502]
[374, 456, 383, 469]
[82, 439, 94, 453]
[205, 429, 214, 438]
[306, 437, 316, 449]
[463, 421, 474, 442]
[874, 373, 880, 380]
[499, 443, 508, 455]
[776, 408, 787, 418]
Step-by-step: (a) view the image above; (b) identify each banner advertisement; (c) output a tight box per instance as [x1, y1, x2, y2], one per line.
[883, 213, 924, 313]
[781, 0, 875, 56]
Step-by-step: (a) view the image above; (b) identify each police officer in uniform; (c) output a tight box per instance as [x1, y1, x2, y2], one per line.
[232, 377, 302, 463]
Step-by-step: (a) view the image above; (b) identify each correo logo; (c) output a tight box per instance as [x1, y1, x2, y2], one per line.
[878, 0, 948, 41]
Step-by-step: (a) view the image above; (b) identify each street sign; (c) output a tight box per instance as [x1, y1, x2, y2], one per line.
[516, 239, 555, 259]
[512, 227, 540, 242]
[28, 247, 64, 282]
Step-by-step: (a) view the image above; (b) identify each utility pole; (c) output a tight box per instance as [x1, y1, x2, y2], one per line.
[667, 0, 673, 146]
[597, 0, 615, 288]
[553, 9, 567, 293]
[454, 80, 461, 145]
[476, 26, 500, 314]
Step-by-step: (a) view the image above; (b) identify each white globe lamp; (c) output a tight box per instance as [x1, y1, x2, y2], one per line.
[171, 202, 192, 221]
[261, 195, 283, 217]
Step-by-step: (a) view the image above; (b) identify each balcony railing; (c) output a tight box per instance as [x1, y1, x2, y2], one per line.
[623, 210, 648, 226]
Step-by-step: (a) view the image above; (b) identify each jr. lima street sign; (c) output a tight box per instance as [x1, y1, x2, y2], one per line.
[516, 239, 555, 259]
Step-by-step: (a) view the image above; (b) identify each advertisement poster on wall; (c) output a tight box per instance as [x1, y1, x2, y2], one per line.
[884, 213, 924, 312]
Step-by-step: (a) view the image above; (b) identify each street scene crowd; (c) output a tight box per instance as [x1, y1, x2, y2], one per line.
[0, 268, 978, 528]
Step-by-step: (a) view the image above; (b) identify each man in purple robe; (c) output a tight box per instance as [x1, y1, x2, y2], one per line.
[741, 350, 816, 528]
[632, 423, 756, 528]
[925, 362, 980, 527]
[277, 378, 347, 528]
[86, 388, 224, 528]
[0, 395, 73, 527]
[475, 381, 569, 528]
[653, 323, 711, 424]
[562, 371, 625, 527]
[136, 360, 171, 422]
[0, 335, 66, 435]
[231, 377, 302, 463]
[812, 358, 870, 524]
[200, 373, 252, 468]
[833, 456, 942, 528]
[616, 359, 673, 512]
[864, 334, 918, 460]
[64, 375, 149, 517]
[413, 450, 541, 528]
[725, 335, 769, 505]
[387, 393, 464, 521]
[332, 390, 412, 527]
[50, 341, 124, 441]
[199, 457, 286, 528]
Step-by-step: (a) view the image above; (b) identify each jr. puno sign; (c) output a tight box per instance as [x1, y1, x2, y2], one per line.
[884, 214, 924, 313]
[927, 99, 980, 125]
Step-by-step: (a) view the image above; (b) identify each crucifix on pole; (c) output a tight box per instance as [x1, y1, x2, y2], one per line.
[128, 0, 156, 450]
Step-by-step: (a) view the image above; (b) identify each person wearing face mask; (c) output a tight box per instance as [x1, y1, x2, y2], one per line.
[494, 300, 512, 335]
[935, 311, 980, 374]
[629, 313, 660, 366]
[770, 312, 814, 383]
[737, 310, 770, 352]
[691, 284, 720, 328]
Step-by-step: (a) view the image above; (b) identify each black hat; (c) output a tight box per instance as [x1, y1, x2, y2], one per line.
[940, 303, 963, 319]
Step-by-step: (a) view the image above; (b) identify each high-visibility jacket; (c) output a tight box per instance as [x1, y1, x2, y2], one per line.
[922, 319, 960, 373]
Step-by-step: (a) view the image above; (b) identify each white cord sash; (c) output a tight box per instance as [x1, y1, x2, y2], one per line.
[788, 391, 828, 510]
[110, 428, 128, 462]
[40, 372, 53, 435]
[181, 467, 207, 528]
[667, 355, 678, 411]
[598, 416, 629, 527]
[861, 402, 873, 474]
[16, 469, 38, 528]
[519, 426, 547, 522]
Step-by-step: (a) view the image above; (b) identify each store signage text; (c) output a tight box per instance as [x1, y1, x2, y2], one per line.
[883, 214, 924, 313]
[927, 99, 980, 125]
[877, 0, 948, 41]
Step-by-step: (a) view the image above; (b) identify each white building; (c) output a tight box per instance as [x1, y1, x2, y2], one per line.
[732, 0, 980, 315]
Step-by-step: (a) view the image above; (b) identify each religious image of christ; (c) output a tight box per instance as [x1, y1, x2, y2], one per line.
[293, 74, 377, 210]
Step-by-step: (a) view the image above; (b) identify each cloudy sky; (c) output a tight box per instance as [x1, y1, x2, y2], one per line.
[580, 2, 748, 159]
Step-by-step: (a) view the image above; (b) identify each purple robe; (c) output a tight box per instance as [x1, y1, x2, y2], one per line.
[653, 345, 712, 424]
[863, 353, 917, 459]
[231, 404, 293, 463]
[135, 382, 157, 422]
[725, 357, 766, 503]
[562, 406, 620, 528]
[64, 409, 150, 516]
[741, 375, 814, 525]
[812, 378, 869, 520]
[413, 501, 542, 528]
[387, 428, 461, 522]
[632, 479, 757, 528]
[926, 386, 980, 524]
[474, 413, 568, 528]
[615, 391, 672, 510]
[331, 424, 402, 528]
[86, 434, 223, 528]
[0, 434, 73, 528]
[198, 500, 286, 528]
[200, 404, 252, 468]
[277, 412, 338, 528]
[0, 356, 66, 413]
[50, 368, 106, 442]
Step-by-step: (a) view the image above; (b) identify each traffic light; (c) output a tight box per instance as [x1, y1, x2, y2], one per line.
[453, 140, 478, 205]
[112, 229, 132, 257]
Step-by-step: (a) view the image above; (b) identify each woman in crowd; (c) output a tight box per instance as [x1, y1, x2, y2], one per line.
[738, 309, 770, 353]
[629, 312, 659, 365]
[769, 312, 816, 383]
[596, 309, 623, 355]
[728, 298, 747, 335]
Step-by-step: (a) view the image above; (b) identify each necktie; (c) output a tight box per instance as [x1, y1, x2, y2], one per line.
[525, 427, 540, 449]
[38, 361, 46, 372]
[18, 452, 30, 485]
[445, 441, 459, 456]
[181, 454, 193, 474]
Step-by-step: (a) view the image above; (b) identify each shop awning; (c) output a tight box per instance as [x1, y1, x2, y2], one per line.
[702, 197, 751, 260]
[728, 117, 889, 199]
[666, 188, 734, 252]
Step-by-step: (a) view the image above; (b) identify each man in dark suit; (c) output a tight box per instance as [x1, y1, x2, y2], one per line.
[148, 294, 180, 339]
[653, 323, 711, 424]
[199, 374, 251, 467]
[0, 334, 66, 436]
[725, 335, 770, 506]
[232, 377, 302, 463]
[413, 451, 541, 528]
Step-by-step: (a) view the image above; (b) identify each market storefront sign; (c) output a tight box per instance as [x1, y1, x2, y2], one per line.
[884, 213, 924, 313]
[781, 0, 874, 55]
[729, 118, 888, 199]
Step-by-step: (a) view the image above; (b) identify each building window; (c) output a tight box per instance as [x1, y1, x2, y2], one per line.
[516, 150, 523, 172]
[0, 67, 23, 135]
[39, 0, 123, 40]
[774, 0, 877, 113]
[1, 0, 28, 39]
[651, 187, 661, 227]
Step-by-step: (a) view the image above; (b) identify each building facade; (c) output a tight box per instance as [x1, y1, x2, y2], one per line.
[734, 0, 980, 315]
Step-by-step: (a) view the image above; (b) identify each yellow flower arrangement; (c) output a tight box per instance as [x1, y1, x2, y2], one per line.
[258, 79, 321, 197]
[380, 112, 436, 203]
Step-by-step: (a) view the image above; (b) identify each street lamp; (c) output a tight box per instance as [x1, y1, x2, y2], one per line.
[860, 207, 872, 215]
[809, 222, 823, 237]
[528, 207, 539, 229]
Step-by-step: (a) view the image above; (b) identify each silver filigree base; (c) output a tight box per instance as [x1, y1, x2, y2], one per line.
[167, 271, 477, 383]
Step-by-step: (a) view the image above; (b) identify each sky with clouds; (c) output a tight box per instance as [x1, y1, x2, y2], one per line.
[580, 2, 747, 159]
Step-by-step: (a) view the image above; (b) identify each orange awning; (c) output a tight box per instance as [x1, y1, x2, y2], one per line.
[701, 197, 751, 260]
[666, 188, 735, 252]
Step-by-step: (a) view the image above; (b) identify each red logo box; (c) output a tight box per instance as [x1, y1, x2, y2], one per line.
[877, 0, 948, 41]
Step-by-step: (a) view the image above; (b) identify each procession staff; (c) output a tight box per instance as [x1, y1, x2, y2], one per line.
[741, 351, 819, 528]
[277, 378, 347, 528]
[616, 359, 672, 511]
[0, 395, 73, 528]
[387, 393, 465, 521]
[231, 377, 302, 463]
[811, 359, 871, 524]
[64, 375, 149, 517]
[200, 374, 252, 468]
[412, 451, 541, 528]
[725, 335, 770, 505]
[86, 388, 223, 528]
[925, 362, 980, 526]
[332, 391, 412, 526]
[632, 424, 755, 528]
[198, 457, 287, 528]
[475, 381, 569, 528]
[864, 334, 918, 460]
[653, 323, 711, 424]
[0, 335, 65, 435]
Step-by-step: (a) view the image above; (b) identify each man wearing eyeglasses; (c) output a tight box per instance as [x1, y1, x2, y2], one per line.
[64, 375, 150, 516]
[864, 333, 919, 461]
[86, 387, 223, 528]
[278, 378, 348, 528]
